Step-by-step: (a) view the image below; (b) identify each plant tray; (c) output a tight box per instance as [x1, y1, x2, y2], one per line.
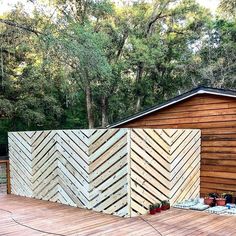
[189, 203, 209, 211]
[204, 206, 228, 214]
[220, 208, 236, 216]
[173, 200, 198, 209]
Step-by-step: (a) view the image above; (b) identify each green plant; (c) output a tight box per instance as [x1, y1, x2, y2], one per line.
[161, 200, 169, 206]
[222, 192, 233, 197]
[161, 200, 170, 210]
[208, 193, 219, 198]
[149, 204, 155, 210]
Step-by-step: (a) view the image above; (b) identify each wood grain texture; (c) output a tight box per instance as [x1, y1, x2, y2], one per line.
[117, 94, 236, 196]
[8, 128, 200, 217]
[1, 194, 236, 236]
[129, 129, 201, 216]
[9, 129, 129, 216]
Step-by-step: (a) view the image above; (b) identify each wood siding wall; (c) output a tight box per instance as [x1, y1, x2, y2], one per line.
[9, 128, 200, 217]
[119, 94, 236, 196]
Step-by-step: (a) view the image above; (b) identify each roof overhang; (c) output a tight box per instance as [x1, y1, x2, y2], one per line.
[108, 87, 236, 128]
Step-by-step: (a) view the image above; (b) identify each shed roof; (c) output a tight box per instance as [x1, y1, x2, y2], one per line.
[108, 86, 236, 128]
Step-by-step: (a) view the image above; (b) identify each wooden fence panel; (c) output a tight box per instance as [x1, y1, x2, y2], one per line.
[8, 132, 33, 197]
[9, 128, 200, 217]
[89, 129, 129, 217]
[9, 129, 130, 216]
[169, 130, 201, 204]
[129, 129, 201, 216]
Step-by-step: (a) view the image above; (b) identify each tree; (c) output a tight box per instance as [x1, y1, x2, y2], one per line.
[0, 0, 235, 140]
[0, 7, 63, 142]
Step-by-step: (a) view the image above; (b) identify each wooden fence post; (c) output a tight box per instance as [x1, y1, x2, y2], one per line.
[6, 160, 10, 194]
[0, 160, 10, 194]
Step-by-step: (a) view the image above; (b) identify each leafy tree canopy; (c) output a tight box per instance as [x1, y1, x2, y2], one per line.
[0, 0, 235, 144]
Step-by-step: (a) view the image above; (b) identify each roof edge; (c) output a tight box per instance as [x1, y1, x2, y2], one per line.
[108, 86, 236, 128]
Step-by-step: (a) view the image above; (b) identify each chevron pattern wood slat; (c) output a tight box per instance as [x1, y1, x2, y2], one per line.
[8, 132, 34, 197]
[9, 128, 200, 217]
[9, 129, 130, 216]
[89, 129, 129, 217]
[129, 129, 201, 217]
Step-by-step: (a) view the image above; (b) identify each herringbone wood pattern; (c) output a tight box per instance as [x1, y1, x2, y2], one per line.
[8, 132, 34, 197]
[9, 128, 200, 217]
[9, 129, 130, 216]
[89, 129, 129, 217]
[129, 129, 201, 216]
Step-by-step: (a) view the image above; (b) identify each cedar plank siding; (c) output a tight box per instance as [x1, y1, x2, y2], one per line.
[118, 94, 236, 196]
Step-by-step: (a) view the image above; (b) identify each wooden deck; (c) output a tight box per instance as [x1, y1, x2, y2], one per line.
[0, 195, 236, 236]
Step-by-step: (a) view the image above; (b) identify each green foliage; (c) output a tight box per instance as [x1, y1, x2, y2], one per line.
[0, 0, 235, 144]
[218, 0, 236, 18]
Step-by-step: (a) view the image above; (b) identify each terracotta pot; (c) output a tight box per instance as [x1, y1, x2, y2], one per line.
[161, 205, 168, 210]
[156, 207, 161, 213]
[216, 198, 226, 206]
[204, 197, 214, 206]
[150, 209, 156, 215]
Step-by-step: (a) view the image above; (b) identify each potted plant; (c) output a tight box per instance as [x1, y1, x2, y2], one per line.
[204, 193, 218, 206]
[216, 194, 226, 206]
[204, 195, 214, 206]
[209, 192, 219, 199]
[155, 203, 161, 213]
[161, 200, 170, 210]
[149, 204, 156, 215]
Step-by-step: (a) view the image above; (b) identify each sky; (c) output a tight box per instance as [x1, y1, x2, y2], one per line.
[0, 0, 221, 14]
[0, 0, 33, 14]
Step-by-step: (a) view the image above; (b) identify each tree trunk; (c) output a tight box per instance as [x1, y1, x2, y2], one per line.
[135, 96, 141, 112]
[135, 62, 144, 112]
[85, 83, 94, 128]
[134, 3, 170, 112]
[101, 96, 108, 127]
[1, 45, 4, 90]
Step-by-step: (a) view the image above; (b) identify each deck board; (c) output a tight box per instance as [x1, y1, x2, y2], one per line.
[0, 195, 236, 236]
